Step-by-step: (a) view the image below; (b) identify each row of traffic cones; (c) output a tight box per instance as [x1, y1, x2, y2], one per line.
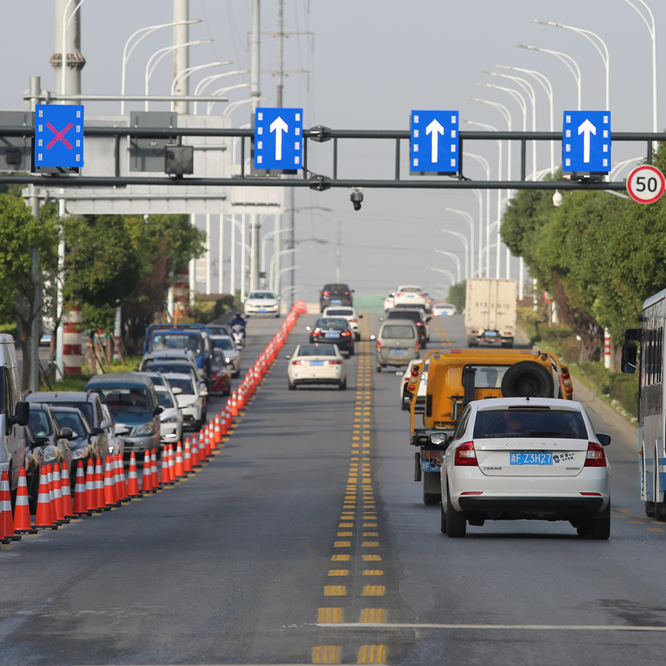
[0, 301, 309, 545]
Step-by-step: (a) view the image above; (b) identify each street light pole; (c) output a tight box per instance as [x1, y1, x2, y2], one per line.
[428, 267, 457, 287]
[441, 230, 469, 279]
[435, 250, 461, 282]
[463, 151, 491, 277]
[170, 61, 231, 110]
[443, 207, 475, 279]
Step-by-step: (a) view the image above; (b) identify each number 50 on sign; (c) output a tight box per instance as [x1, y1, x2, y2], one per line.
[626, 165, 666, 204]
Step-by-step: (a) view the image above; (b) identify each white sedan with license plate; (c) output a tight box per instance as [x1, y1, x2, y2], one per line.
[440, 397, 611, 539]
[286, 344, 347, 390]
[323, 306, 363, 340]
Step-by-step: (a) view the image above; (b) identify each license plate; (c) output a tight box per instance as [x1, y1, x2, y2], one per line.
[332, 299, 342, 304]
[258, 308, 267, 312]
[391, 349, 406, 355]
[407, 294, 415, 298]
[510, 452, 553, 465]
[310, 360, 324, 366]
[485, 331, 498, 337]
[325, 332, 340, 338]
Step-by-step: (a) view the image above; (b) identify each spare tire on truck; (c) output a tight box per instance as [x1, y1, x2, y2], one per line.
[500, 361, 554, 398]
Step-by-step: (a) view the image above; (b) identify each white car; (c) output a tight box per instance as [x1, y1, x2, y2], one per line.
[244, 290, 280, 318]
[393, 285, 427, 309]
[384, 292, 395, 312]
[400, 359, 428, 411]
[440, 397, 611, 539]
[211, 335, 241, 378]
[286, 344, 347, 390]
[432, 303, 458, 316]
[163, 372, 207, 430]
[323, 306, 363, 341]
[155, 385, 183, 445]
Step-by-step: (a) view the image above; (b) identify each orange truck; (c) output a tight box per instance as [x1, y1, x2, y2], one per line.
[407, 348, 574, 505]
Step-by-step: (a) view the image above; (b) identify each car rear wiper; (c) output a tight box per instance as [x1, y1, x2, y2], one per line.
[527, 431, 576, 437]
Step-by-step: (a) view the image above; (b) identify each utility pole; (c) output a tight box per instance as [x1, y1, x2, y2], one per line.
[173, 0, 189, 115]
[248, 0, 261, 295]
[277, 0, 284, 108]
[336, 221, 341, 283]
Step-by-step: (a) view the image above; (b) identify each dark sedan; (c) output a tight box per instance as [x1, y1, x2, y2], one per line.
[307, 317, 355, 356]
[319, 283, 353, 312]
[51, 406, 104, 472]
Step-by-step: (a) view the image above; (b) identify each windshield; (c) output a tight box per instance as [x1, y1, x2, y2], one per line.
[29, 410, 52, 437]
[212, 337, 234, 351]
[207, 325, 229, 336]
[468, 365, 510, 389]
[94, 387, 152, 417]
[326, 309, 354, 316]
[211, 350, 227, 365]
[473, 409, 588, 439]
[297, 345, 337, 357]
[324, 284, 349, 293]
[248, 292, 276, 299]
[389, 311, 421, 322]
[53, 410, 87, 435]
[149, 333, 203, 356]
[382, 325, 415, 339]
[57, 401, 93, 425]
[156, 390, 174, 409]
[167, 377, 195, 395]
[146, 363, 196, 380]
[316, 318, 349, 330]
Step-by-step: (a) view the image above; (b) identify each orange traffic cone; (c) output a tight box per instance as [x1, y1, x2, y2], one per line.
[0, 470, 18, 541]
[115, 454, 127, 501]
[85, 459, 98, 513]
[104, 455, 117, 508]
[73, 461, 90, 516]
[204, 433, 211, 459]
[94, 458, 105, 510]
[47, 465, 58, 524]
[168, 444, 176, 482]
[183, 439, 193, 473]
[35, 467, 56, 529]
[150, 449, 159, 490]
[127, 453, 141, 498]
[192, 436, 201, 467]
[140, 451, 152, 493]
[214, 415, 221, 444]
[231, 391, 239, 417]
[60, 461, 73, 518]
[14, 468, 35, 534]
[175, 442, 184, 478]
[52, 464, 67, 524]
[160, 447, 171, 485]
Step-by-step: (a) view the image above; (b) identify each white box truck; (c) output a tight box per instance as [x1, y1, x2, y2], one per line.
[464, 278, 517, 347]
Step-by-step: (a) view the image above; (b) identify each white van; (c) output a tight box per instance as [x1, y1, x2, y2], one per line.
[0, 334, 30, 492]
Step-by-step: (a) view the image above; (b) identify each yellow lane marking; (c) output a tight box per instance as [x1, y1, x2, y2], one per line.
[362, 541, 379, 547]
[339, 523, 354, 528]
[360, 608, 386, 624]
[363, 570, 384, 576]
[363, 523, 377, 528]
[648, 527, 665, 532]
[312, 645, 341, 664]
[332, 554, 350, 561]
[629, 520, 647, 524]
[363, 554, 382, 561]
[338, 532, 353, 537]
[334, 541, 351, 548]
[329, 570, 349, 576]
[363, 532, 379, 537]
[318, 608, 344, 623]
[357, 644, 387, 664]
[361, 585, 386, 596]
[324, 585, 347, 596]
[618, 509, 633, 513]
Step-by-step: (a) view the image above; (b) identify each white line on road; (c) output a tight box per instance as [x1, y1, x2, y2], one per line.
[316, 622, 666, 632]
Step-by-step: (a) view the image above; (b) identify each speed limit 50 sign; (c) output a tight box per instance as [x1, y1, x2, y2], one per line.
[627, 165, 666, 204]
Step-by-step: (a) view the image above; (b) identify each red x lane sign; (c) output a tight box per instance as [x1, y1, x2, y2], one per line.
[34, 105, 84, 168]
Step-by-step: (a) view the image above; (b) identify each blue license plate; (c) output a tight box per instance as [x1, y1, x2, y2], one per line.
[310, 360, 324, 366]
[510, 452, 553, 465]
[391, 349, 406, 355]
[332, 299, 342, 304]
[407, 294, 415, 298]
[258, 308, 267, 312]
[325, 332, 340, 338]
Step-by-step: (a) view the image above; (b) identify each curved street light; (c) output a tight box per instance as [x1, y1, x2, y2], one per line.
[270, 249, 299, 291]
[170, 61, 231, 110]
[207, 83, 250, 114]
[223, 97, 261, 118]
[435, 250, 462, 282]
[60, 0, 91, 102]
[443, 207, 475, 278]
[440, 229, 469, 279]
[193, 70, 248, 114]
[429, 267, 457, 286]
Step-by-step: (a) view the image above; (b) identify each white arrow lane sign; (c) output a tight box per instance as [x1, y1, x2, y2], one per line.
[270, 116, 289, 161]
[578, 118, 597, 164]
[425, 119, 444, 163]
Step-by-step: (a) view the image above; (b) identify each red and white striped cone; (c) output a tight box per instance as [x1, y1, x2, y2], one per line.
[140, 451, 152, 494]
[46, 465, 58, 523]
[175, 442, 184, 478]
[52, 464, 68, 524]
[168, 444, 176, 482]
[35, 466, 56, 529]
[191, 436, 201, 468]
[73, 461, 90, 516]
[94, 458, 105, 510]
[115, 454, 128, 501]
[183, 439, 193, 473]
[0, 470, 18, 541]
[85, 459, 99, 513]
[14, 468, 36, 534]
[103, 455, 117, 508]
[60, 461, 73, 518]
[127, 453, 141, 498]
[214, 415, 221, 444]
[150, 449, 159, 490]
[160, 447, 172, 486]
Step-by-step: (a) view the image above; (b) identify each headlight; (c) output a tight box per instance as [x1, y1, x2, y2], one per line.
[225, 357, 231, 363]
[161, 416, 177, 424]
[134, 423, 155, 436]
[71, 448, 88, 460]
[43, 447, 58, 462]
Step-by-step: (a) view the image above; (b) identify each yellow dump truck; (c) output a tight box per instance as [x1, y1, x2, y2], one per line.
[407, 348, 573, 505]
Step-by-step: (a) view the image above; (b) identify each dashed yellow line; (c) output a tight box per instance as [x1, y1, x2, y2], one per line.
[312, 645, 341, 664]
[360, 608, 386, 624]
[318, 608, 344, 623]
[357, 644, 387, 664]
[324, 585, 347, 596]
[361, 585, 386, 596]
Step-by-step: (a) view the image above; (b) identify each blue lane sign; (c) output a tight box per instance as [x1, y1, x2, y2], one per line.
[562, 111, 611, 173]
[254, 107, 303, 170]
[34, 104, 84, 168]
[410, 110, 459, 174]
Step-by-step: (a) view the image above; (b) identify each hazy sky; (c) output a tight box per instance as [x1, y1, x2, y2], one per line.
[1, 1, 662, 301]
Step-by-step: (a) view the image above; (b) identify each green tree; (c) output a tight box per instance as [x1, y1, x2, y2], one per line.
[447, 281, 466, 312]
[0, 194, 58, 386]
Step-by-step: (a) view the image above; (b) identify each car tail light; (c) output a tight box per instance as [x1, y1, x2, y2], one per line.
[328, 360, 342, 365]
[396, 292, 403, 297]
[415, 341, 420, 351]
[350, 318, 358, 323]
[407, 382, 416, 392]
[461, 491, 483, 495]
[341, 331, 351, 337]
[471, 329, 479, 335]
[415, 321, 425, 327]
[313, 330, 322, 337]
[292, 360, 307, 365]
[561, 365, 574, 394]
[343, 291, 350, 295]
[580, 492, 602, 496]
[584, 442, 607, 467]
[454, 442, 478, 466]
[420, 293, 425, 297]
[376, 341, 382, 352]
[322, 290, 329, 295]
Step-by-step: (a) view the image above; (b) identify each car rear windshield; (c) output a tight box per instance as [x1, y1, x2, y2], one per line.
[382, 325, 415, 339]
[29, 410, 52, 437]
[326, 309, 353, 316]
[323, 284, 349, 293]
[53, 409, 88, 435]
[55, 401, 94, 425]
[156, 391, 174, 409]
[168, 377, 195, 395]
[146, 362, 194, 378]
[316, 318, 349, 330]
[298, 345, 337, 357]
[473, 409, 588, 439]
[388, 310, 420, 322]
[212, 337, 234, 351]
[94, 388, 152, 416]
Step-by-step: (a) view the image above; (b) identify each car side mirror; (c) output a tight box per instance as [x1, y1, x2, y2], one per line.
[153, 406, 163, 416]
[91, 427, 104, 436]
[9, 401, 30, 428]
[429, 432, 449, 447]
[370, 335, 377, 341]
[100, 419, 112, 430]
[114, 425, 129, 436]
[171, 387, 183, 395]
[621, 344, 637, 373]
[199, 387, 208, 397]
[285, 355, 292, 360]
[305, 326, 311, 332]
[379, 317, 384, 322]
[359, 314, 364, 319]
[426, 317, 432, 322]
[597, 433, 612, 447]
[60, 427, 74, 440]
[34, 436, 49, 446]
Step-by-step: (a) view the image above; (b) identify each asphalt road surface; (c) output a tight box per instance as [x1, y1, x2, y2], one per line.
[0, 313, 664, 666]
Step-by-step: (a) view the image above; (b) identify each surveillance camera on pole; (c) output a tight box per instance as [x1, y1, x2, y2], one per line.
[351, 188, 363, 211]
